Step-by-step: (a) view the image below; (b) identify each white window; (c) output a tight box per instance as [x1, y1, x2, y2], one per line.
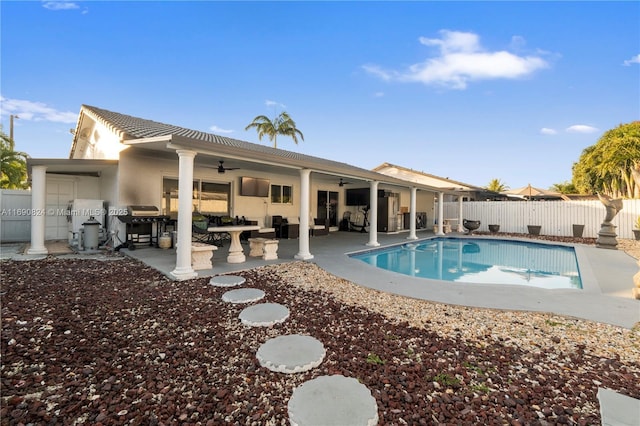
[271, 184, 293, 204]
[163, 178, 230, 218]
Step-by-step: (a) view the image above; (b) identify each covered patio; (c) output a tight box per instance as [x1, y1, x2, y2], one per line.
[25, 106, 471, 282]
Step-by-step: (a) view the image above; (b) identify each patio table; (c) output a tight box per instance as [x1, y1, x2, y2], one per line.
[207, 225, 260, 263]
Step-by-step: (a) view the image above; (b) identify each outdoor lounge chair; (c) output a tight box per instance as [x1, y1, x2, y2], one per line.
[272, 215, 299, 239]
[310, 218, 329, 236]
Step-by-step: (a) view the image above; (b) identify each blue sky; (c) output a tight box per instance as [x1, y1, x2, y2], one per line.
[1, 1, 638, 190]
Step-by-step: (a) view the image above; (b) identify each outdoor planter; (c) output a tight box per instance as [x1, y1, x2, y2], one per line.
[463, 219, 481, 234]
[488, 224, 500, 233]
[634, 229, 640, 241]
[572, 224, 585, 238]
[527, 225, 542, 235]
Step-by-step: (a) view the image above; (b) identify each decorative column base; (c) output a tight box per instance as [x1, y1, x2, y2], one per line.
[170, 267, 198, 281]
[595, 223, 618, 250]
[26, 246, 48, 255]
[294, 252, 314, 260]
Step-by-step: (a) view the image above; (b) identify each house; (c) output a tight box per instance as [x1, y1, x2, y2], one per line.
[26, 105, 463, 280]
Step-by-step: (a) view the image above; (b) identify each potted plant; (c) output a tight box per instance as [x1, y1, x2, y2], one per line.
[527, 225, 541, 235]
[572, 224, 585, 238]
[634, 216, 640, 240]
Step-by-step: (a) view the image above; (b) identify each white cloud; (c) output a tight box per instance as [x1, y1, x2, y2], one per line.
[361, 65, 392, 81]
[0, 97, 77, 123]
[265, 100, 286, 109]
[373, 92, 385, 98]
[623, 54, 640, 66]
[209, 125, 233, 134]
[363, 30, 549, 90]
[566, 124, 599, 134]
[42, 1, 80, 11]
[540, 127, 557, 135]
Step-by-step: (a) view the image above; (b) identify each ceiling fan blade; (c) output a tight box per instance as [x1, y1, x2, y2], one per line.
[217, 160, 240, 173]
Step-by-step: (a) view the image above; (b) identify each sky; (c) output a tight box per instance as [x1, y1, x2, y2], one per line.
[1, 1, 639, 190]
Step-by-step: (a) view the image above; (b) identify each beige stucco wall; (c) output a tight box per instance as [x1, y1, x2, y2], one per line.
[117, 151, 316, 227]
[72, 117, 127, 160]
[116, 151, 438, 232]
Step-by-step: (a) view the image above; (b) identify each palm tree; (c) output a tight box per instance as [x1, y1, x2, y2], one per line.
[486, 178, 508, 193]
[1, 129, 29, 189]
[550, 181, 577, 194]
[245, 111, 304, 149]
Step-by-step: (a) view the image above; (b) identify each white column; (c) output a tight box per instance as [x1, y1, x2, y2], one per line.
[27, 165, 48, 255]
[457, 196, 464, 232]
[366, 181, 380, 247]
[170, 149, 198, 281]
[436, 191, 445, 236]
[295, 169, 314, 260]
[407, 186, 418, 240]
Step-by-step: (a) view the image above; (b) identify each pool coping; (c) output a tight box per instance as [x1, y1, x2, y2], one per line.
[334, 235, 639, 329]
[347, 235, 597, 293]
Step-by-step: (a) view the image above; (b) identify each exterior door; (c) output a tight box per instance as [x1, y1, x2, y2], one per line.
[316, 191, 339, 227]
[46, 178, 75, 240]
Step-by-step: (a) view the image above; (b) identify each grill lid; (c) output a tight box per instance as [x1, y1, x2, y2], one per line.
[127, 205, 160, 217]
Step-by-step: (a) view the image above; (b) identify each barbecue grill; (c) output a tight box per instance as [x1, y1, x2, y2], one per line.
[117, 206, 171, 250]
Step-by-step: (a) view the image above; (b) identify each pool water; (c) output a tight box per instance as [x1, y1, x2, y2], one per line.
[350, 238, 582, 289]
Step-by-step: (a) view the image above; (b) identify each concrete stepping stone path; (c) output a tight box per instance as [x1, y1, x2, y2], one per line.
[288, 375, 379, 426]
[221, 288, 265, 304]
[598, 387, 640, 426]
[239, 303, 290, 327]
[214, 278, 377, 425]
[256, 334, 325, 374]
[209, 275, 246, 287]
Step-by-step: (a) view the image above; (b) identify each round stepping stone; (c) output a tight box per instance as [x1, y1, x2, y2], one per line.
[256, 334, 325, 374]
[209, 275, 246, 287]
[221, 288, 265, 304]
[288, 375, 379, 426]
[239, 303, 290, 327]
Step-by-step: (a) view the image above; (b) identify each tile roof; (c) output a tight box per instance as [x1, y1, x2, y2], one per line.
[78, 105, 438, 189]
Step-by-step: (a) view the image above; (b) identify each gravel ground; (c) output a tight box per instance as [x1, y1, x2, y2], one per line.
[1, 237, 639, 425]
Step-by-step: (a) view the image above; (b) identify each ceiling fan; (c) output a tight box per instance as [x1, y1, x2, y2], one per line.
[338, 178, 352, 187]
[217, 160, 240, 174]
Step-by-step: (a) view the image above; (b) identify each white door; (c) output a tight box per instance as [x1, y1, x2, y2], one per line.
[45, 178, 75, 240]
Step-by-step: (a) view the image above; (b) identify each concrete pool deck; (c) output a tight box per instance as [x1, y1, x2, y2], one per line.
[3, 231, 639, 328]
[127, 230, 639, 329]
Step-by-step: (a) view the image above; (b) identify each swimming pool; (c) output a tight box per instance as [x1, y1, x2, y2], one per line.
[350, 237, 582, 289]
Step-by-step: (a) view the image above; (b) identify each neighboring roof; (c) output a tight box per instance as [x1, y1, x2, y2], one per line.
[373, 162, 485, 191]
[71, 105, 449, 193]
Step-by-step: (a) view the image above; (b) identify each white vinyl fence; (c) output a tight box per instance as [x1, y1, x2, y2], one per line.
[0, 189, 32, 242]
[2, 190, 639, 242]
[443, 200, 640, 239]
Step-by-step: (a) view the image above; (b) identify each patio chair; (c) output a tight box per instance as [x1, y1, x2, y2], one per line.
[192, 219, 228, 247]
[310, 218, 329, 236]
[340, 212, 351, 231]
